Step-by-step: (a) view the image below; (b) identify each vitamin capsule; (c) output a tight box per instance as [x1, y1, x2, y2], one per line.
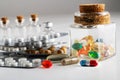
[39, 48, 45, 53]
[46, 54, 69, 62]
[26, 50, 39, 54]
[57, 49, 64, 54]
[45, 50, 52, 54]
[61, 57, 79, 65]
[48, 45, 56, 53]
[60, 46, 67, 54]
[80, 60, 98, 67]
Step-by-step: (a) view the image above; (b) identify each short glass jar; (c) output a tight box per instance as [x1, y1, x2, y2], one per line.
[70, 23, 116, 61]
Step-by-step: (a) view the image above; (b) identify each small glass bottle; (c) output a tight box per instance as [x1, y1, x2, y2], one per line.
[26, 14, 40, 42]
[0, 17, 12, 46]
[14, 16, 26, 46]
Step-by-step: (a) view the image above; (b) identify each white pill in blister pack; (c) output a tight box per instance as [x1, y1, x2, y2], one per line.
[0, 60, 4, 66]
[32, 59, 41, 66]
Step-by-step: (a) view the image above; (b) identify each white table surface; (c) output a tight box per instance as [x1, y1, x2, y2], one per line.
[0, 12, 120, 80]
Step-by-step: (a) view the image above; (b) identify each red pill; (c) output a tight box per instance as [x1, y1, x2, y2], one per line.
[41, 60, 53, 68]
[90, 60, 98, 67]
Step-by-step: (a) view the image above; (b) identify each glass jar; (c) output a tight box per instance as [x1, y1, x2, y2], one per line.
[70, 23, 116, 61]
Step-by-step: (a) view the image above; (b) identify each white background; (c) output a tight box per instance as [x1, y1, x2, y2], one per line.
[0, 0, 120, 80]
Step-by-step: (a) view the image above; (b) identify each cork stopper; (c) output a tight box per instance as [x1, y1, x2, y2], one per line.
[1, 17, 8, 25]
[31, 14, 38, 21]
[80, 4, 105, 13]
[17, 16, 24, 23]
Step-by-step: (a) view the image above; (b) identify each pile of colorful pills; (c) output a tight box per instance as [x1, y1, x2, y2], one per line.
[72, 35, 115, 61]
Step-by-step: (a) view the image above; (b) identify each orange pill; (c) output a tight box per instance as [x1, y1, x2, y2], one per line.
[78, 47, 88, 56]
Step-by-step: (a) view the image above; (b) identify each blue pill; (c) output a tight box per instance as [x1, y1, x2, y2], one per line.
[80, 60, 88, 66]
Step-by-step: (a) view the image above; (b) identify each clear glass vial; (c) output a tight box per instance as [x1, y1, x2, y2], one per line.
[14, 16, 26, 43]
[70, 23, 116, 61]
[26, 14, 40, 41]
[0, 17, 13, 46]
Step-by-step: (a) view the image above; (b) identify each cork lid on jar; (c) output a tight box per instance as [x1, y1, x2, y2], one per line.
[1, 17, 8, 25]
[80, 4, 105, 13]
[16, 15, 24, 23]
[30, 14, 38, 21]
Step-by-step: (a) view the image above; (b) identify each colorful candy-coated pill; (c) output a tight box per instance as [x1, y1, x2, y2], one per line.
[78, 47, 88, 56]
[72, 43, 83, 50]
[90, 60, 98, 67]
[88, 50, 99, 59]
[41, 60, 52, 68]
[80, 60, 88, 66]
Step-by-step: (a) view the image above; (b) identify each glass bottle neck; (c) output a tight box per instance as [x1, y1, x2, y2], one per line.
[16, 19, 25, 27]
[30, 18, 39, 26]
[0, 20, 9, 28]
